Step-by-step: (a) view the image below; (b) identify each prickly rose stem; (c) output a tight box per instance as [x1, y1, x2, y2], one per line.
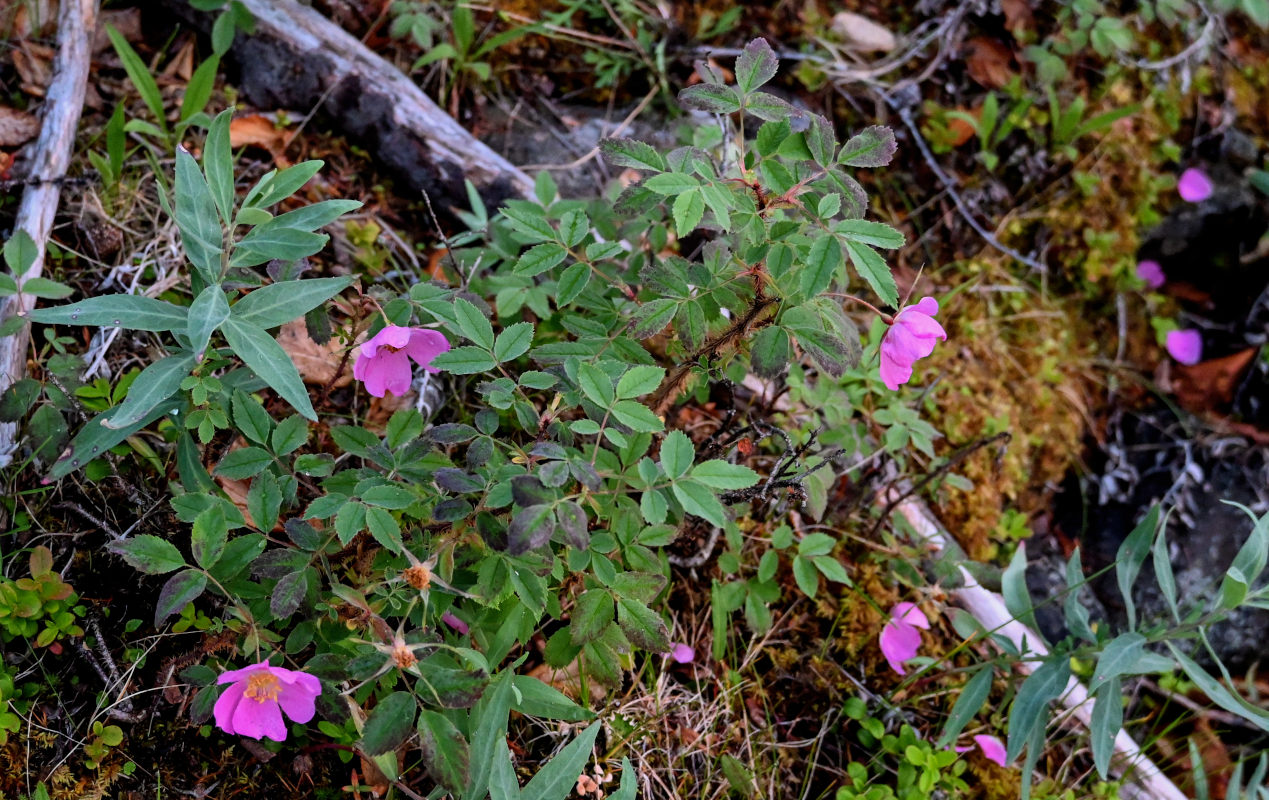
[647, 294, 780, 416]
[829, 292, 895, 324]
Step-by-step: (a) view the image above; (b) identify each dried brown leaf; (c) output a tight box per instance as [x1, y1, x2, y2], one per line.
[229, 114, 292, 166]
[277, 319, 352, 388]
[964, 37, 1015, 89]
[0, 106, 39, 148]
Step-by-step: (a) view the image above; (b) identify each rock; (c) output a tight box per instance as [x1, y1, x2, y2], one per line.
[831, 12, 897, 54]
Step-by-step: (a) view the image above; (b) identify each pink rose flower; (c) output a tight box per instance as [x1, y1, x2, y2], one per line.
[441, 610, 469, 635]
[879, 602, 930, 675]
[213, 661, 321, 741]
[879, 297, 947, 390]
[1166, 329, 1202, 365]
[1177, 168, 1213, 203]
[955, 734, 1009, 767]
[666, 643, 695, 663]
[353, 325, 450, 397]
[1136, 260, 1165, 289]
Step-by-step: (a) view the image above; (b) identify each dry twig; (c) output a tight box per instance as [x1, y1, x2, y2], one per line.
[0, 0, 97, 467]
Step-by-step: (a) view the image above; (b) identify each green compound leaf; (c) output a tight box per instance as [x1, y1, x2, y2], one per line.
[799, 235, 842, 299]
[363, 691, 417, 756]
[672, 478, 726, 527]
[678, 83, 742, 114]
[494, 322, 534, 363]
[109, 535, 186, 575]
[672, 188, 706, 237]
[734, 37, 778, 94]
[844, 239, 898, 308]
[834, 219, 905, 249]
[691, 460, 759, 490]
[155, 569, 208, 626]
[838, 125, 897, 168]
[599, 138, 666, 172]
[660, 430, 694, 479]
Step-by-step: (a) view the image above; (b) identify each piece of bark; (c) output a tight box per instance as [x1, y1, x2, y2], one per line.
[196, 0, 532, 208]
[0, 0, 98, 467]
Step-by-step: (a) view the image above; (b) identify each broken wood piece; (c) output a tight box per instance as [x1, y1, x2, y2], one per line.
[205, 0, 533, 207]
[0, 0, 98, 468]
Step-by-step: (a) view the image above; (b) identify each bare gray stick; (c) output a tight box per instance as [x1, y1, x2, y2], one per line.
[0, 0, 98, 467]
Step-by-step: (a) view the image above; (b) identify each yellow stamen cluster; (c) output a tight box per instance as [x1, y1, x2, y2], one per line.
[244, 672, 282, 703]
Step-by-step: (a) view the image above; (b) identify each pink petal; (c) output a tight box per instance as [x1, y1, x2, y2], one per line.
[233, 694, 288, 741]
[887, 322, 940, 361]
[278, 670, 322, 697]
[360, 325, 413, 359]
[1177, 168, 1213, 203]
[361, 349, 412, 397]
[954, 745, 973, 753]
[974, 734, 1008, 767]
[1166, 329, 1202, 365]
[879, 347, 914, 390]
[441, 611, 469, 634]
[907, 297, 939, 318]
[217, 662, 272, 685]
[899, 311, 946, 342]
[277, 683, 318, 724]
[880, 619, 923, 675]
[879, 297, 945, 391]
[405, 329, 451, 373]
[1136, 260, 1166, 289]
[668, 643, 695, 663]
[891, 602, 930, 629]
[213, 682, 247, 735]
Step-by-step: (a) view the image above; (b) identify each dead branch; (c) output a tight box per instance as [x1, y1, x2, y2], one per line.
[206, 0, 533, 207]
[0, 0, 98, 467]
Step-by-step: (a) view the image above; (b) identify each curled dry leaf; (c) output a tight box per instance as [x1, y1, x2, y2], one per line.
[13, 42, 54, 96]
[0, 107, 40, 148]
[229, 114, 293, 166]
[1171, 348, 1256, 414]
[964, 37, 1015, 89]
[277, 319, 353, 389]
[831, 12, 897, 54]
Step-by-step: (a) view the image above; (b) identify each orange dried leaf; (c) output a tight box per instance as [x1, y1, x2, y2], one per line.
[1172, 348, 1256, 413]
[229, 114, 292, 166]
[964, 37, 1015, 89]
[277, 319, 352, 388]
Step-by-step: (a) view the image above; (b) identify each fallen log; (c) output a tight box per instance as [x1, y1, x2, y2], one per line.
[194, 0, 533, 207]
[0, 0, 98, 468]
